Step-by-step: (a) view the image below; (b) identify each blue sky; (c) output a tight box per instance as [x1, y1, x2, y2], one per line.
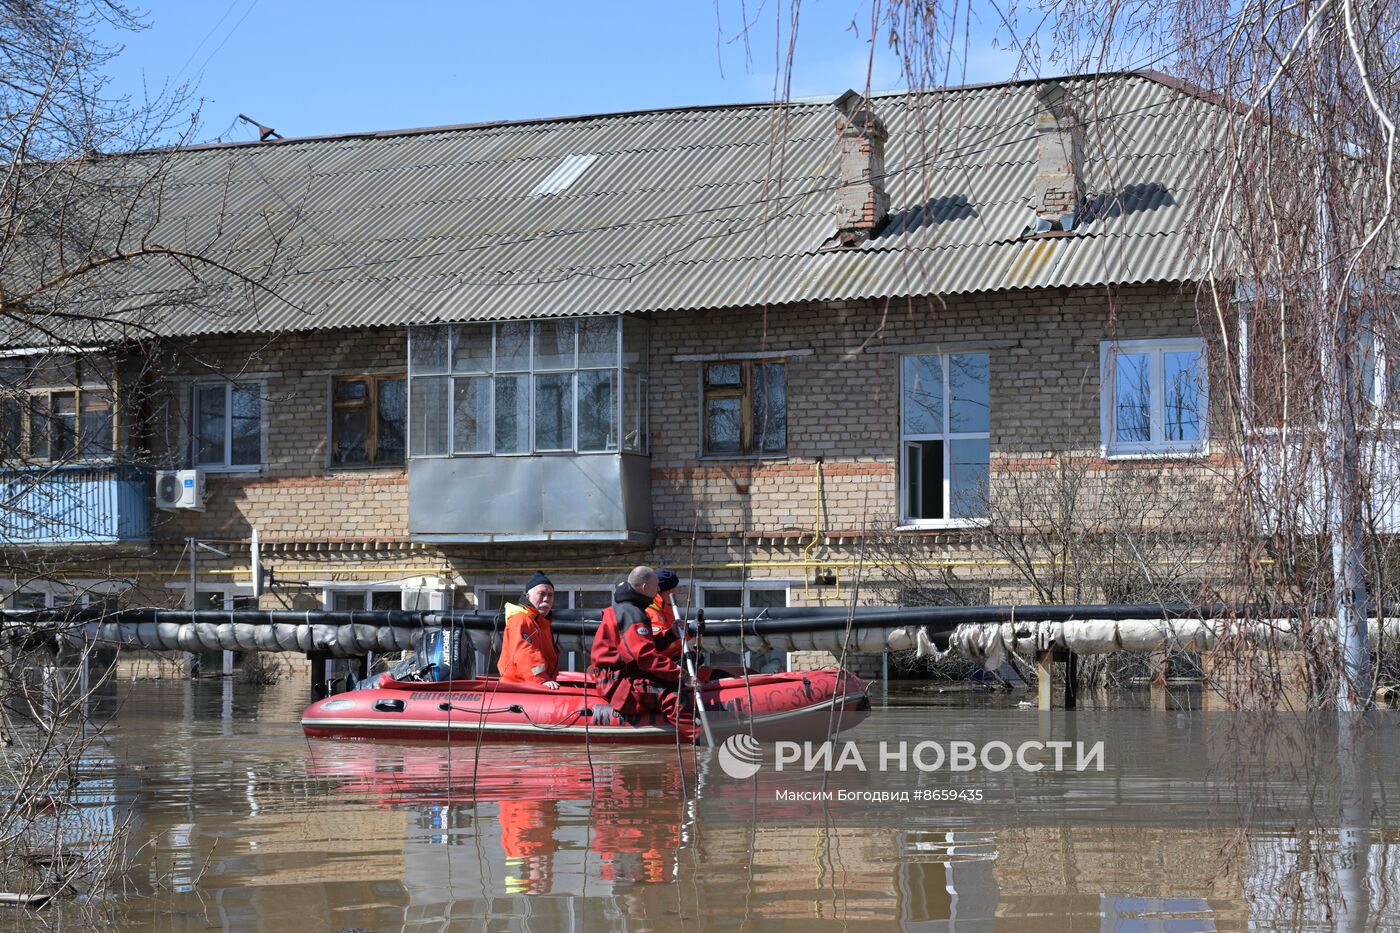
[100, 2, 1026, 144]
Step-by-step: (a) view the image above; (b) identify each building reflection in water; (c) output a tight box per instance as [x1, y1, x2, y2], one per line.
[304, 739, 1016, 927]
[97, 682, 1400, 930]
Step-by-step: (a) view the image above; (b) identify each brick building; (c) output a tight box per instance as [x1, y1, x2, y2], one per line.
[0, 71, 1231, 674]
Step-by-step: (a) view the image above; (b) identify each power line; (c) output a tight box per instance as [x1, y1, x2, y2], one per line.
[169, 0, 244, 88]
[191, 0, 261, 85]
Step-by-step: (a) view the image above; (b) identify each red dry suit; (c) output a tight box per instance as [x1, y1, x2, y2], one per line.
[589, 582, 694, 738]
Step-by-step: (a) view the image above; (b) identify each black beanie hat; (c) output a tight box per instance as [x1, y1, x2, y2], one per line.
[525, 570, 553, 591]
[656, 568, 680, 592]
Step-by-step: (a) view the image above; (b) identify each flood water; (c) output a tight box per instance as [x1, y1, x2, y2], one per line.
[15, 676, 1400, 931]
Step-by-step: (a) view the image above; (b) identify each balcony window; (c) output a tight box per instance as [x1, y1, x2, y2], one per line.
[0, 353, 120, 464]
[331, 374, 406, 467]
[1, 388, 115, 463]
[408, 316, 647, 458]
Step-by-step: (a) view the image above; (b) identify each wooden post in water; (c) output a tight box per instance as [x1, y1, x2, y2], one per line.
[1149, 647, 1169, 711]
[1036, 649, 1054, 711]
[1036, 649, 1078, 710]
[309, 651, 330, 701]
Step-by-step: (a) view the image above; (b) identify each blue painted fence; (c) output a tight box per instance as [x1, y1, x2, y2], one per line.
[0, 464, 151, 544]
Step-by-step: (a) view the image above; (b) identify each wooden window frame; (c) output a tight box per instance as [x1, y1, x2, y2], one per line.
[9, 386, 117, 463]
[331, 373, 406, 467]
[702, 359, 786, 457]
[1, 354, 122, 464]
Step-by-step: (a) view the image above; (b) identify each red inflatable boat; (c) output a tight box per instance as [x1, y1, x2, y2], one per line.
[301, 669, 870, 744]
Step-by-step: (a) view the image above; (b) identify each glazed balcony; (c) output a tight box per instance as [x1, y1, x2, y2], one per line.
[0, 463, 152, 545]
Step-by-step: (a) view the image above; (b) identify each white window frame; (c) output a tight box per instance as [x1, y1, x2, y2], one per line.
[1100, 337, 1208, 458]
[695, 582, 792, 673]
[1358, 320, 1400, 422]
[473, 585, 612, 612]
[164, 582, 256, 610]
[898, 352, 991, 529]
[190, 380, 265, 472]
[5, 578, 129, 608]
[694, 582, 792, 613]
[474, 584, 611, 673]
[318, 582, 406, 611]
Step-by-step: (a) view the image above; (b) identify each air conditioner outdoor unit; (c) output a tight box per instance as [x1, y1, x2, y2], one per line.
[155, 469, 206, 511]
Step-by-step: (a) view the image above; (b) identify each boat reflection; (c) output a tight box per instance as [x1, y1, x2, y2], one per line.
[305, 739, 694, 895]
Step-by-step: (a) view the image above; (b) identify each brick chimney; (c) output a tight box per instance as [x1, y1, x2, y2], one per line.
[1031, 82, 1085, 232]
[832, 90, 890, 246]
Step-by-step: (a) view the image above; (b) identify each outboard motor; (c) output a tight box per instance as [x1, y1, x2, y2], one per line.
[354, 626, 473, 690]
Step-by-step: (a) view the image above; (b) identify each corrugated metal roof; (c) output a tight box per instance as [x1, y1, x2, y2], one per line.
[10, 71, 1229, 340]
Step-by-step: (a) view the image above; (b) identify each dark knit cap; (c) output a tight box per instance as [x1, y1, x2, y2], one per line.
[525, 570, 553, 591]
[656, 569, 680, 592]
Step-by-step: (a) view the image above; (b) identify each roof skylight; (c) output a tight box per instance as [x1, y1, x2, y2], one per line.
[528, 153, 597, 197]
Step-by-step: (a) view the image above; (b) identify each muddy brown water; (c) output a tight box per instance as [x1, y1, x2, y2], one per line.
[12, 677, 1400, 931]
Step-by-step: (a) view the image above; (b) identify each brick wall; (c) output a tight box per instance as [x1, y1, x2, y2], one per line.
[132, 283, 1212, 550]
[146, 327, 409, 544]
[650, 282, 1214, 538]
[17, 282, 1228, 682]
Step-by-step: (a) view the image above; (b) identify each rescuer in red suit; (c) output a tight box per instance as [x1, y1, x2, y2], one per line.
[589, 566, 695, 738]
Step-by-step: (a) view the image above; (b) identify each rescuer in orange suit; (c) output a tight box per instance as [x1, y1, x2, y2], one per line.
[589, 566, 695, 737]
[497, 571, 561, 689]
[646, 568, 725, 675]
[499, 797, 559, 895]
[648, 568, 684, 659]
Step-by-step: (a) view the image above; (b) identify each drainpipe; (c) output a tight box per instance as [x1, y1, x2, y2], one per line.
[800, 459, 824, 598]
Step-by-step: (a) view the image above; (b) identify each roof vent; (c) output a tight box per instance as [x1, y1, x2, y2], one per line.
[831, 90, 890, 246]
[1029, 83, 1085, 233]
[529, 153, 597, 197]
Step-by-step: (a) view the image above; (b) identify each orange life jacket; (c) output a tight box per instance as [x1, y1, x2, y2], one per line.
[647, 595, 683, 659]
[497, 600, 559, 685]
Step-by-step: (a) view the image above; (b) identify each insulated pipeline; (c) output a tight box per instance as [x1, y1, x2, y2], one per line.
[1, 604, 1389, 659]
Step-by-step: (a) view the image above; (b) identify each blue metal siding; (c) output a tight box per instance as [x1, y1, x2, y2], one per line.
[0, 464, 151, 545]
